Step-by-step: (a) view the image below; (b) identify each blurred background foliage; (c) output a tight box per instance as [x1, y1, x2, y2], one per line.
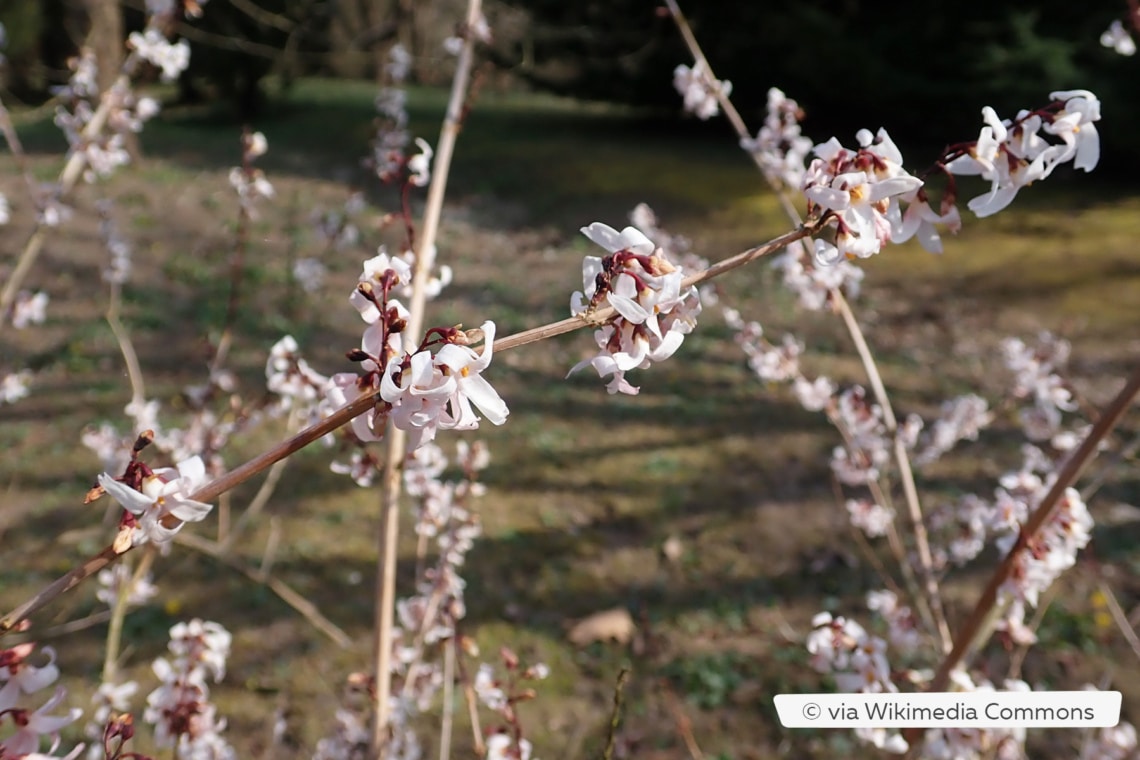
[0, 0, 1137, 163]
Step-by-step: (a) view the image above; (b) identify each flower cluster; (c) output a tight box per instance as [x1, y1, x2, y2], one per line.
[802, 128, 925, 265]
[771, 239, 865, 310]
[266, 335, 331, 425]
[568, 223, 701, 395]
[921, 672, 1029, 759]
[672, 61, 731, 120]
[741, 87, 814, 190]
[628, 203, 715, 305]
[806, 612, 906, 752]
[326, 251, 508, 453]
[1102, 19, 1137, 55]
[0, 640, 83, 757]
[1081, 718, 1138, 759]
[945, 91, 1101, 218]
[475, 648, 549, 760]
[228, 130, 274, 217]
[83, 681, 138, 760]
[144, 619, 235, 759]
[995, 482, 1093, 644]
[371, 45, 414, 183]
[11, 289, 48, 329]
[96, 454, 214, 550]
[1001, 331, 1076, 441]
[52, 51, 161, 185]
[128, 28, 191, 82]
[914, 394, 993, 465]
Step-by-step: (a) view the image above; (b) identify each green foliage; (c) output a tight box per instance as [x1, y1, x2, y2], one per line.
[664, 652, 755, 710]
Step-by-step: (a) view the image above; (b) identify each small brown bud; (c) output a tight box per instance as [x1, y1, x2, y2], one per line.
[132, 430, 154, 454]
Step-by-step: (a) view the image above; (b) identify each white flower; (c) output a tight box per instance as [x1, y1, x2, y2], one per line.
[247, 131, 268, 158]
[408, 138, 433, 186]
[486, 732, 533, 760]
[569, 222, 701, 394]
[435, 321, 510, 429]
[0, 686, 82, 757]
[1101, 19, 1136, 56]
[128, 29, 190, 82]
[97, 456, 214, 547]
[473, 664, 506, 710]
[12, 290, 49, 329]
[673, 61, 731, 120]
[803, 130, 922, 264]
[1, 370, 32, 404]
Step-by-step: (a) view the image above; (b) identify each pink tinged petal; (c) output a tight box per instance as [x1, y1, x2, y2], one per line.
[0, 680, 20, 711]
[570, 291, 589, 315]
[943, 154, 986, 176]
[98, 475, 154, 515]
[915, 222, 943, 254]
[606, 372, 639, 395]
[14, 649, 59, 694]
[580, 223, 654, 255]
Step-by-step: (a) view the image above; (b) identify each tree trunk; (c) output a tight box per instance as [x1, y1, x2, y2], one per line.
[83, 0, 122, 94]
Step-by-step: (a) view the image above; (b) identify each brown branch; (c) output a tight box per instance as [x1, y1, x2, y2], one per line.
[901, 364, 1140, 750]
[0, 220, 820, 635]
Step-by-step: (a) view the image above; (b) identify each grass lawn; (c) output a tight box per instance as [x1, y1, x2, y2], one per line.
[1, 77, 1139, 759]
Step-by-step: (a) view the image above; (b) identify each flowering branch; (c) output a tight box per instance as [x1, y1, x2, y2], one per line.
[372, 0, 484, 751]
[0, 219, 819, 634]
[665, 0, 951, 651]
[0, 63, 130, 329]
[900, 363, 1140, 749]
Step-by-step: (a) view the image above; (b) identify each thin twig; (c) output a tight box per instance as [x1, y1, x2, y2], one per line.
[834, 293, 951, 653]
[102, 548, 156, 684]
[1097, 578, 1140, 665]
[453, 631, 485, 756]
[175, 532, 351, 648]
[222, 455, 290, 553]
[371, 1, 483, 751]
[662, 680, 704, 760]
[602, 668, 630, 760]
[439, 640, 456, 760]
